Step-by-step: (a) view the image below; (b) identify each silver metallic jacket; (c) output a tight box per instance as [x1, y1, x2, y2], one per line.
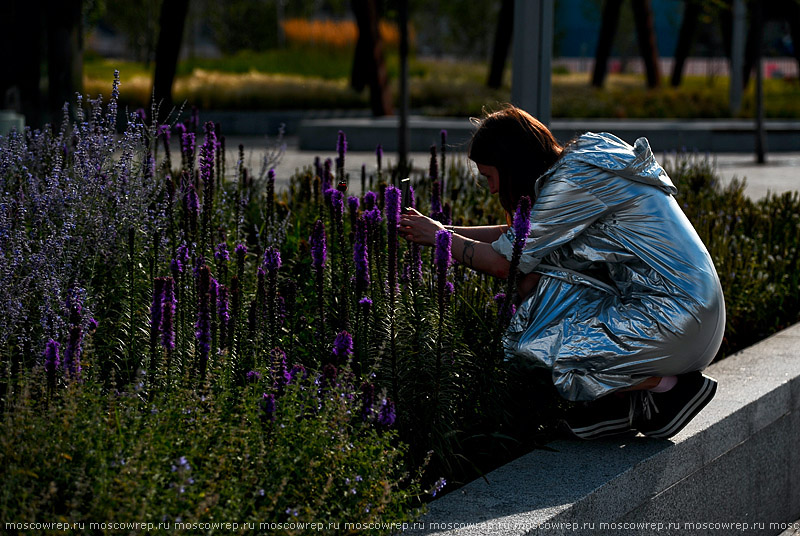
[492, 132, 726, 401]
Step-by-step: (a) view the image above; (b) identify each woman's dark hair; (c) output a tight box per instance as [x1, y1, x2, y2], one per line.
[468, 105, 563, 215]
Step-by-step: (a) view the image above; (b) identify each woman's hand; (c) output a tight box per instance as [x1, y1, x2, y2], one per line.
[399, 208, 444, 246]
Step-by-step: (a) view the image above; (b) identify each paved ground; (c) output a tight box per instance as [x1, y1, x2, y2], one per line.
[224, 135, 800, 201]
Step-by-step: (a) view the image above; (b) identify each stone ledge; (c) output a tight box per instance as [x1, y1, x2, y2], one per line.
[410, 323, 800, 536]
[297, 117, 800, 153]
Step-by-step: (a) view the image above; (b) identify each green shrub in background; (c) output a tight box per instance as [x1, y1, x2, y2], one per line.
[83, 54, 800, 118]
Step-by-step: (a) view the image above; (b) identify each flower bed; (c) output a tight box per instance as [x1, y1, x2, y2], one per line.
[1, 75, 800, 528]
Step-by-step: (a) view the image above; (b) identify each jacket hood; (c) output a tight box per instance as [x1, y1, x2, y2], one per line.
[539, 132, 677, 195]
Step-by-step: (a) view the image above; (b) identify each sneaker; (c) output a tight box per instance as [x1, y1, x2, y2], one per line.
[633, 371, 717, 439]
[563, 393, 635, 440]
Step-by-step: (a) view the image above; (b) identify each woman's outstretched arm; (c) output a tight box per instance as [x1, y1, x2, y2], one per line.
[443, 224, 508, 243]
[400, 209, 510, 278]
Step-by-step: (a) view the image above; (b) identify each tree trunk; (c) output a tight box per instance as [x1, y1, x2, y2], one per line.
[487, 0, 514, 89]
[671, 1, 700, 87]
[1, 0, 45, 126]
[351, 0, 392, 116]
[153, 0, 190, 118]
[46, 0, 83, 128]
[592, 0, 623, 88]
[632, 0, 661, 88]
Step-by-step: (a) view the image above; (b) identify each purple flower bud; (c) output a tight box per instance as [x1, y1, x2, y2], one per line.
[360, 382, 375, 422]
[359, 297, 373, 315]
[353, 216, 370, 293]
[247, 370, 262, 383]
[161, 277, 177, 350]
[44, 339, 61, 387]
[363, 191, 377, 211]
[332, 331, 354, 361]
[377, 398, 396, 427]
[310, 220, 327, 271]
[260, 393, 277, 422]
[263, 247, 281, 272]
[512, 196, 532, 252]
[348, 195, 360, 215]
[215, 243, 230, 263]
[336, 130, 347, 170]
[376, 144, 383, 171]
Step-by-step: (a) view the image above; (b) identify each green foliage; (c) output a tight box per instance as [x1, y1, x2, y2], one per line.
[666, 152, 800, 355]
[0, 369, 419, 530]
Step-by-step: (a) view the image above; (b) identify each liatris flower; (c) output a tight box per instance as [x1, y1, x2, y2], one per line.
[263, 247, 281, 272]
[260, 393, 277, 423]
[359, 297, 373, 315]
[44, 339, 61, 390]
[214, 243, 230, 263]
[161, 277, 177, 350]
[151, 277, 166, 360]
[332, 331, 353, 362]
[322, 158, 333, 192]
[314, 156, 322, 182]
[512, 195, 532, 253]
[181, 130, 196, 175]
[499, 196, 532, 327]
[217, 283, 230, 348]
[184, 183, 200, 237]
[377, 397, 396, 427]
[353, 216, 370, 295]
[376, 144, 383, 175]
[435, 228, 452, 311]
[195, 265, 212, 378]
[235, 243, 247, 280]
[64, 291, 84, 378]
[348, 195, 360, 228]
[385, 185, 401, 291]
[310, 220, 327, 271]
[363, 191, 377, 211]
[360, 163, 366, 194]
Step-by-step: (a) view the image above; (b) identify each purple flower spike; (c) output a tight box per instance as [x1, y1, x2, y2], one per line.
[435, 229, 452, 310]
[161, 277, 177, 350]
[195, 265, 212, 374]
[247, 370, 262, 383]
[215, 243, 230, 263]
[348, 195, 360, 214]
[332, 331, 354, 361]
[376, 144, 383, 172]
[336, 130, 347, 170]
[353, 216, 370, 293]
[151, 278, 166, 331]
[359, 297, 373, 314]
[363, 191, 377, 211]
[310, 220, 327, 271]
[435, 229, 452, 279]
[260, 393, 277, 423]
[44, 339, 61, 388]
[385, 186, 401, 227]
[512, 196, 532, 251]
[377, 398, 396, 427]
[263, 247, 281, 272]
[289, 364, 307, 383]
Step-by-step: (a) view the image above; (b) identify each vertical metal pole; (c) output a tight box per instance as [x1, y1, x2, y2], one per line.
[753, 2, 766, 164]
[729, 0, 745, 115]
[511, 0, 553, 125]
[398, 0, 410, 179]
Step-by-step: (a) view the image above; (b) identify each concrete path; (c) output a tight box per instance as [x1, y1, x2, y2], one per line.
[224, 135, 800, 201]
